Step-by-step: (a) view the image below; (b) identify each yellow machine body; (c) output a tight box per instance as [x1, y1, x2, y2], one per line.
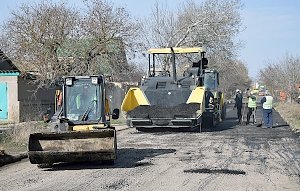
[28, 75, 118, 166]
[121, 47, 225, 131]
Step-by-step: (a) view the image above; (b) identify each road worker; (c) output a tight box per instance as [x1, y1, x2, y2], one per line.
[260, 92, 273, 128]
[246, 91, 257, 125]
[234, 89, 243, 123]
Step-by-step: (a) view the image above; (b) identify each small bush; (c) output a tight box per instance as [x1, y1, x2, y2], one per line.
[0, 121, 49, 154]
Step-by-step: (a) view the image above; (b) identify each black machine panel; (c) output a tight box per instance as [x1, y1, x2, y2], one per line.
[129, 76, 200, 119]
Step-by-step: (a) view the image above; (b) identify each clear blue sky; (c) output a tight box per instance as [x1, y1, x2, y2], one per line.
[0, 0, 299, 79]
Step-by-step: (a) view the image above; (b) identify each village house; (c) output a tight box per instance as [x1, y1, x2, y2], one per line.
[0, 50, 56, 122]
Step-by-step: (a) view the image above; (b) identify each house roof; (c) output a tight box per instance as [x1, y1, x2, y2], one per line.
[0, 49, 20, 73]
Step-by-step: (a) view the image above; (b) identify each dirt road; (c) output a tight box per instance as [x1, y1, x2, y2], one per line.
[1, 105, 299, 191]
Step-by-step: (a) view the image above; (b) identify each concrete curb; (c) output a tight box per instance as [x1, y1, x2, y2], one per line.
[0, 126, 130, 167]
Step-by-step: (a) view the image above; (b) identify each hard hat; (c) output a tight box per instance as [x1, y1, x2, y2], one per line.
[236, 89, 240, 93]
[250, 91, 254, 95]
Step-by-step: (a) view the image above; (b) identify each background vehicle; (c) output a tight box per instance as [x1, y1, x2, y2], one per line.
[258, 85, 266, 96]
[121, 47, 225, 132]
[28, 75, 119, 167]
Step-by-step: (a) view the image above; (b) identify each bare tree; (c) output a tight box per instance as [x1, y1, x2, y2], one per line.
[141, 0, 246, 94]
[259, 54, 300, 102]
[143, 0, 242, 55]
[80, 0, 142, 81]
[0, 0, 80, 87]
[0, 0, 143, 87]
[209, 53, 251, 97]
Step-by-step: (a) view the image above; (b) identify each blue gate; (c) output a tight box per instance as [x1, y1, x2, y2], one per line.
[0, 83, 8, 119]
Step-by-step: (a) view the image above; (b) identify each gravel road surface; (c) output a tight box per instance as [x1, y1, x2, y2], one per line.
[0, 104, 299, 191]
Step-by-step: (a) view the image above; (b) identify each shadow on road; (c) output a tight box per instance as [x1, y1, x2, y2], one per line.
[203, 104, 240, 132]
[44, 148, 176, 171]
[211, 103, 292, 132]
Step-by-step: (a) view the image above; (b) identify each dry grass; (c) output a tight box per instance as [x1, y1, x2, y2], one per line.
[0, 121, 49, 155]
[110, 114, 127, 126]
[0, 118, 126, 155]
[275, 102, 300, 132]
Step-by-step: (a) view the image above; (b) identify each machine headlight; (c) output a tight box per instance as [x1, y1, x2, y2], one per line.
[65, 78, 73, 86]
[91, 76, 98, 84]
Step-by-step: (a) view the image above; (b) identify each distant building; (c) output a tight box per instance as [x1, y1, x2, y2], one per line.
[0, 50, 20, 121]
[0, 50, 56, 122]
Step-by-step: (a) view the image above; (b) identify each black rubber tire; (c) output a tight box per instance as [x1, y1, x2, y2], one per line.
[102, 160, 115, 165]
[203, 116, 214, 131]
[221, 104, 227, 121]
[197, 124, 202, 132]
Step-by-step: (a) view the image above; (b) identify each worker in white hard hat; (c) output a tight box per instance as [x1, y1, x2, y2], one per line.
[246, 91, 257, 125]
[260, 91, 273, 128]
